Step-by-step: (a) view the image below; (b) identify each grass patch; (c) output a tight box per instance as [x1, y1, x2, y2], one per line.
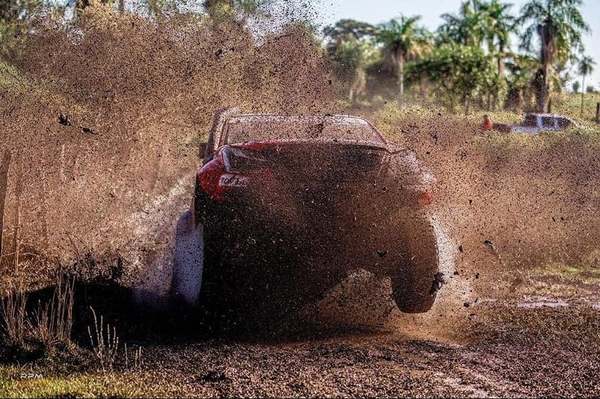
[0, 362, 197, 398]
[0, 367, 165, 398]
[371, 102, 462, 144]
[555, 92, 600, 122]
[535, 260, 600, 285]
[474, 124, 600, 160]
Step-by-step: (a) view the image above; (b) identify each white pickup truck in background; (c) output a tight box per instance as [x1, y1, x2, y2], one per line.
[494, 113, 576, 134]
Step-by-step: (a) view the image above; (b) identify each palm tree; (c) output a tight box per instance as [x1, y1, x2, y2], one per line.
[577, 55, 596, 116]
[438, 0, 486, 47]
[519, 0, 590, 112]
[377, 15, 431, 101]
[478, 0, 516, 109]
[480, 0, 515, 79]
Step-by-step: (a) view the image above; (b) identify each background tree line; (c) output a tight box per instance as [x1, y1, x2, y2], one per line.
[323, 0, 596, 115]
[0, 0, 597, 115]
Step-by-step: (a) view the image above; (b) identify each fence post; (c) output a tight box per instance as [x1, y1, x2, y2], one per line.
[13, 155, 22, 273]
[0, 150, 12, 256]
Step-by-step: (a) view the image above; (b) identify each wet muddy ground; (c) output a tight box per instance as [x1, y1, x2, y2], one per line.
[3, 269, 600, 398]
[130, 271, 600, 398]
[138, 309, 598, 397]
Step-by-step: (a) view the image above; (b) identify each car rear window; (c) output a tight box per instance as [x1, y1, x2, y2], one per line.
[542, 117, 555, 128]
[225, 116, 385, 145]
[557, 118, 572, 129]
[523, 114, 537, 127]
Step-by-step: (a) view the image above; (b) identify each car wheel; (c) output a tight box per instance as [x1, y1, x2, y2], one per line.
[171, 211, 203, 306]
[388, 213, 440, 313]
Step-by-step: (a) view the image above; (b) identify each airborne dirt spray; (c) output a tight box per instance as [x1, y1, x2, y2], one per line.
[0, 3, 334, 278]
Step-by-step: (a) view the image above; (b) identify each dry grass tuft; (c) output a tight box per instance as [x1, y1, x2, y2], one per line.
[0, 282, 27, 348]
[124, 343, 143, 371]
[31, 273, 75, 351]
[87, 307, 120, 372]
[0, 272, 75, 357]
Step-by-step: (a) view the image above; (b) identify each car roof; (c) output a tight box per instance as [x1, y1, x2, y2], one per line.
[525, 113, 571, 119]
[223, 113, 388, 145]
[227, 114, 372, 124]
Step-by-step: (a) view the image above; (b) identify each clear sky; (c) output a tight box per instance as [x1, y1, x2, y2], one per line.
[316, 0, 600, 89]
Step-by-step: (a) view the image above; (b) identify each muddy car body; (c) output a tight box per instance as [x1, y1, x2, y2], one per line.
[173, 109, 443, 322]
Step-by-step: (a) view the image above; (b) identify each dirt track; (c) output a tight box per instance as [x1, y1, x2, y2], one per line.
[70, 275, 600, 398]
[3, 271, 600, 397]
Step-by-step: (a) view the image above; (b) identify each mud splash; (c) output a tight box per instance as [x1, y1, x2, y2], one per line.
[384, 212, 475, 342]
[126, 174, 195, 308]
[0, 2, 335, 280]
[517, 296, 570, 309]
[308, 211, 471, 334]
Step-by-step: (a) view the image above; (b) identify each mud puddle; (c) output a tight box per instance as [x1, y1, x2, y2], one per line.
[517, 296, 570, 309]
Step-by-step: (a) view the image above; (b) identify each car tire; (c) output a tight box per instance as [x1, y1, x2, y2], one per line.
[388, 213, 440, 313]
[171, 211, 203, 306]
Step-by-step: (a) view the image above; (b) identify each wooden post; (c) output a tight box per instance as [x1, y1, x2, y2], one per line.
[596, 102, 600, 123]
[13, 155, 22, 274]
[0, 150, 11, 257]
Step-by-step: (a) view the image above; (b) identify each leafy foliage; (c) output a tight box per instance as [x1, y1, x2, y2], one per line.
[408, 43, 497, 111]
[324, 19, 378, 102]
[376, 15, 432, 98]
[518, 0, 590, 111]
[519, 0, 589, 62]
[0, 0, 43, 56]
[571, 80, 580, 93]
[578, 55, 596, 78]
[0, 0, 595, 115]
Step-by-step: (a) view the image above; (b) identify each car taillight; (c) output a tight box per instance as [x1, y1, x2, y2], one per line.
[417, 190, 433, 207]
[199, 153, 227, 202]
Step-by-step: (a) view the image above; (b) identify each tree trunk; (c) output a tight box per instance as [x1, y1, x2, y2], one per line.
[396, 49, 405, 103]
[463, 92, 470, 115]
[419, 76, 426, 99]
[517, 89, 524, 112]
[538, 65, 550, 112]
[538, 24, 552, 113]
[119, 0, 125, 12]
[0, 151, 11, 256]
[581, 75, 586, 117]
[349, 67, 367, 104]
[494, 45, 505, 112]
[497, 55, 505, 81]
